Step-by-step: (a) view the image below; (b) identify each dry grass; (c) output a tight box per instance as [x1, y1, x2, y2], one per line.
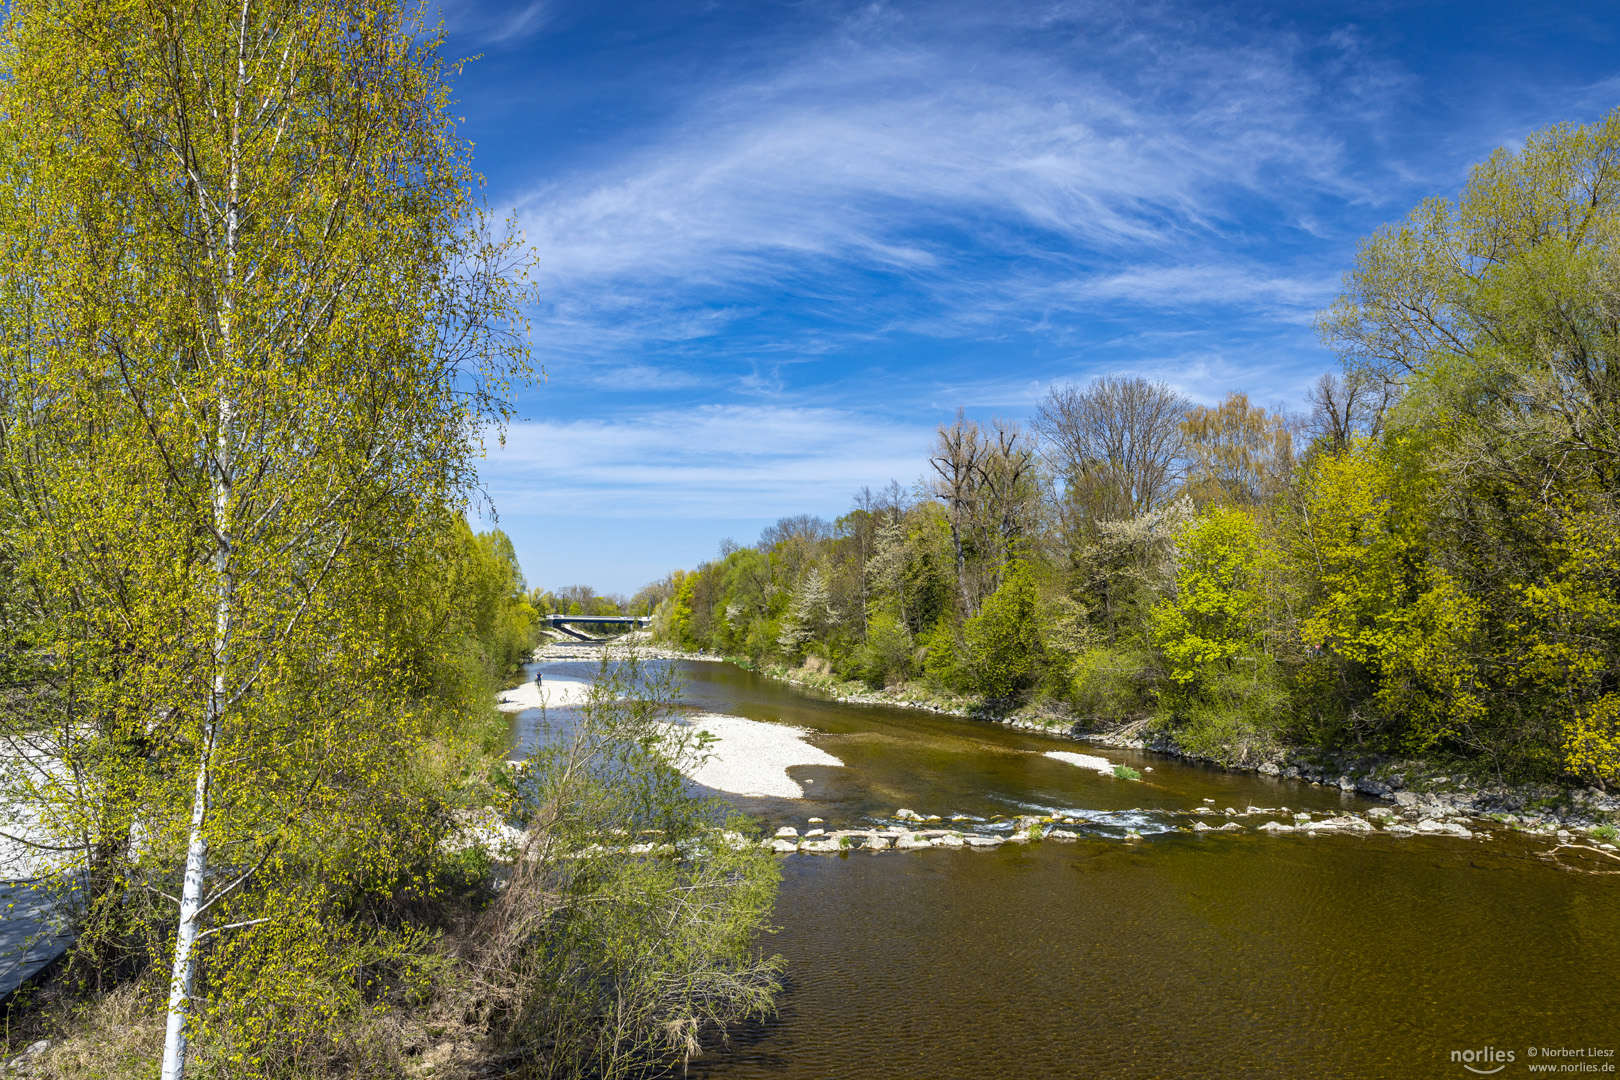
[15, 983, 165, 1080]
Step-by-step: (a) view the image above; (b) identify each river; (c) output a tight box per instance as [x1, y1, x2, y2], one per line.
[521, 656, 1620, 1080]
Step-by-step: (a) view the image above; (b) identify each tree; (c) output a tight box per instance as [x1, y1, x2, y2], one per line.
[0, 0, 530, 1074]
[1035, 376, 1189, 521]
[1303, 371, 1392, 456]
[777, 567, 833, 656]
[961, 561, 1044, 699]
[1180, 393, 1295, 507]
[929, 409, 986, 615]
[1318, 107, 1620, 775]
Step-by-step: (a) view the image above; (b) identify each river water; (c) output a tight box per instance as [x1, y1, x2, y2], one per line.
[523, 657, 1620, 1080]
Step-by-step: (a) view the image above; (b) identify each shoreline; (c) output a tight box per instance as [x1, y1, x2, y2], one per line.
[524, 641, 1619, 835]
[746, 661, 1620, 835]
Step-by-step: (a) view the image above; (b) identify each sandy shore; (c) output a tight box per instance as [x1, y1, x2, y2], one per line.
[675, 713, 843, 799]
[1044, 750, 1119, 775]
[496, 678, 592, 712]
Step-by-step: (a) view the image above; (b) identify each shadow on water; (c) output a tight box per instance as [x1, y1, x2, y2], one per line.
[515, 657, 1620, 1080]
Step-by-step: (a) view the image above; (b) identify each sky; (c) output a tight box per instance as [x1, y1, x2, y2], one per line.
[443, 0, 1620, 596]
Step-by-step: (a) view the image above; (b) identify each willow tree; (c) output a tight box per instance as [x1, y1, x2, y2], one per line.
[0, 0, 529, 1075]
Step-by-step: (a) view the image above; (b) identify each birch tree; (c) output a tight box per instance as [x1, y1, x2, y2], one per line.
[0, 0, 530, 1075]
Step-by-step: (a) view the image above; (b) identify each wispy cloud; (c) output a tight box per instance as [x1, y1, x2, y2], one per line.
[482, 406, 934, 518]
[511, 1, 1408, 365]
[435, 0, 550, 46]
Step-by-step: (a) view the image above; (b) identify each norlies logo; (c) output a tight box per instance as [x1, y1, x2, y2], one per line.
[1454, 1047, 1517, 1074]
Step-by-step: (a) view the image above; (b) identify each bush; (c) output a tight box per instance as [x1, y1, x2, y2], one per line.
[1066, 646, 1154, 726]
[856, 613, 913, 687]
[1112, 765, 1141, 780]
[961, 561, 1043, 699]
[1162, 662, 1290, 765]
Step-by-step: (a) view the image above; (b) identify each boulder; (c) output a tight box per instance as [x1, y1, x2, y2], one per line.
[1047, 829, 1079, 840]
[1413, 819, 1472, 838]
[963, 835, 1003, 848]
[1320, 816, 1373, 832]
[864, 833, 892, 851]
[774, 826, 799, 838]
[895, 808, 922, 821]
[893, 833, 932, 850]
[800, 838, 842, 853]
[1259, 821, 1295, 833]
[804, 828, 825, 837]
[769, 838, 799, 853]
[935, 833, 966, 848]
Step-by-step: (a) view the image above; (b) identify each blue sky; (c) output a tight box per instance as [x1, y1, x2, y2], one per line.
[447, 0, 1620, 596]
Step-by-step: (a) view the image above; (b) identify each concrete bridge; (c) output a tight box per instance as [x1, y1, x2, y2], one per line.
[546, 613, 651, 642]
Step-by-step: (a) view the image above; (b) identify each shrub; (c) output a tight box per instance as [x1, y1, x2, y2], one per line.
[961, 561, 1044, 699]
[1112, 765, 1141, 781]
[1067, 646, 1154, 726]
[856, 613, 913, 687]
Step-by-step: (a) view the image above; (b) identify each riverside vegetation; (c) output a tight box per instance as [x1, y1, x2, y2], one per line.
[0, 1, 777, 1077]
[650, 110, 1620, 802]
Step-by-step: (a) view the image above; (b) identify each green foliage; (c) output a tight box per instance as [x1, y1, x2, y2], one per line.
[855, 612, 914, 687]
[1112, 765, 1141, 781]
[1151, 509, 1272, 687]
[960, 561, 1044, 699]
[487, 654, 782, 1079]
[919, 620, 962, 691]
[1065, 645, 1155, 726]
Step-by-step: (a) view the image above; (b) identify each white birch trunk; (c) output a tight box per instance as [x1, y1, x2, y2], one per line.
[161, 12, 244, 1074]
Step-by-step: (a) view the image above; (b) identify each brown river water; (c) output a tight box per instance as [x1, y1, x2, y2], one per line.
[522, 657, 1620, 1080]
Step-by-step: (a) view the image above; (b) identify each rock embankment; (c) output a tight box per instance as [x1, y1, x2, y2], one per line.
[745, 662, 1620, 833]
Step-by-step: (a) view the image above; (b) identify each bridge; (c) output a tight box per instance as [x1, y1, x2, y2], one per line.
[545, 613, 651, 642]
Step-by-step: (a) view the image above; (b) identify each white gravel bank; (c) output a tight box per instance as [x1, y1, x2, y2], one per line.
[497, 678, 591, 712]
[676, 713, 843, 799]
[1044, 750, 1118, 775]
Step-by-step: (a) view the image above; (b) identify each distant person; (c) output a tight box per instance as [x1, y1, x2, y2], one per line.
[534, 669, 543, 687]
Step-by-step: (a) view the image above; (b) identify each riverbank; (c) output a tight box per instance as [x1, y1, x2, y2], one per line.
[751, 661, 1620, 835]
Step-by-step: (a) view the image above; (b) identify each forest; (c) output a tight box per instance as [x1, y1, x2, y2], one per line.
[653, 112, 1620, 788]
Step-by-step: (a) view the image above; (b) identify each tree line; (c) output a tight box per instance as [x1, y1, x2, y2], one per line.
[654, 111, 1620, 789]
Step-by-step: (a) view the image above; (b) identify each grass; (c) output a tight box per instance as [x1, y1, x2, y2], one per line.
[1593, 824, 1618, 843]
[1112, 765, 1141, 781]
[6, 983, 164, 1080]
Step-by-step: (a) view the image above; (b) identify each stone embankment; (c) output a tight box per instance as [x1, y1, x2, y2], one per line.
[746, 663, 1620, 833]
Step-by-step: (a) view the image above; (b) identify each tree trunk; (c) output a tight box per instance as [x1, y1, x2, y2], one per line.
[163, 38, 241, 1069]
